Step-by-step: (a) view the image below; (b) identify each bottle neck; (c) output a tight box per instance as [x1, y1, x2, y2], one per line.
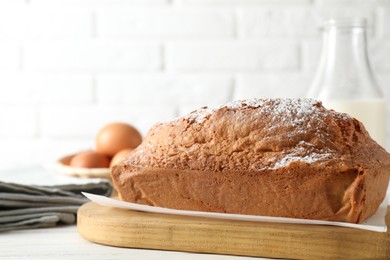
[309, 21, 382, 100]
[321, 26, 369, 77]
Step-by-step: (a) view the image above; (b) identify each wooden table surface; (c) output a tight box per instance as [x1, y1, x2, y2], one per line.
[0, 225, 264, 260]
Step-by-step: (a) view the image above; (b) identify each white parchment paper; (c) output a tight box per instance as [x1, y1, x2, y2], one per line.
[83, 192, 389, 233]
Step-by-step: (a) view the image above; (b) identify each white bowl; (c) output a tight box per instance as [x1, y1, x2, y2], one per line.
[56, 152, 111, 179]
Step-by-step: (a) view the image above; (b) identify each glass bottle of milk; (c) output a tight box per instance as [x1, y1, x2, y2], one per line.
[308, 18, 387, 148]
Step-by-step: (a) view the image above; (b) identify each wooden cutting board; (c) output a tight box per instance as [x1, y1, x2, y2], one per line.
[77, 202, 390, 259]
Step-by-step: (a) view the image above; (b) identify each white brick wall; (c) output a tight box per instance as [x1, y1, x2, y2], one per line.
[97, 8, 235, 38]
[0, 73, 93, 105]
[96, 74, 233, 106]
[31, 0, 169, 5]
[24, 40, 162, 71]
[0, 0, 389, 169]
[166, 42, 299, 71]
[0, 43, 20, 69]
[0, 108, 37, 137]
[238, 8, 319, 38]
[40, 105, 175, 138]
[234, 73, 312, 100]
[0, 8, 93, 39]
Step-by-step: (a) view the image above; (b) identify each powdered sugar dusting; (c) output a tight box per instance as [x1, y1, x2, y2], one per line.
[223, 98, 266, 109]
[169, 98, 348, 170]
[272, 152, 332, 169]
[185, 106, 214, 123]
[183, 99, 266, 123]
[264, 98, 322, 128]
[183, 98, 324, 124]
[264, 140, 333, 169]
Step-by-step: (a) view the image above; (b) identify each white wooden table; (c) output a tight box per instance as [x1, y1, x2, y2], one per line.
[0, 166, 265, 259]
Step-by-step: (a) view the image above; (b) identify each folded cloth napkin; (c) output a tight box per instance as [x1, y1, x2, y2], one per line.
[0, 181, 112, 232]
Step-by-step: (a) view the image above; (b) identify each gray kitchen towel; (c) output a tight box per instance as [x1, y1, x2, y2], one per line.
[0, 181, 112, 232]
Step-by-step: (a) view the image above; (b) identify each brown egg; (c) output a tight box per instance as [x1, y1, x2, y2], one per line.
[110, 148, 134, 168]
[70, 151, 110, 168]
[95, 122, 142, 157]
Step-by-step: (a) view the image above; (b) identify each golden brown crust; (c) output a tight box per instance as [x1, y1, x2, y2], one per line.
[112, 98, 390, 223]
